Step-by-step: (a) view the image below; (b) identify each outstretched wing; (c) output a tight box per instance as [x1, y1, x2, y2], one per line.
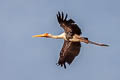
[57, 11, 82, 35]
[57, 41, 81, 68]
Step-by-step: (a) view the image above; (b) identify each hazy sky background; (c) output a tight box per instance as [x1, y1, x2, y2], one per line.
[0, 0, 120, 80]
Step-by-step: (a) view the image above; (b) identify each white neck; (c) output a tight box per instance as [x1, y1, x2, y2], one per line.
[48, 32, 66, 40]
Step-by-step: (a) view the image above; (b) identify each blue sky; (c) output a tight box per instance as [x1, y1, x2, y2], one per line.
[0, 0, 120, 80]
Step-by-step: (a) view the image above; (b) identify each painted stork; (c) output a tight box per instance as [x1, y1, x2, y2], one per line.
[32, 12, 109, 69]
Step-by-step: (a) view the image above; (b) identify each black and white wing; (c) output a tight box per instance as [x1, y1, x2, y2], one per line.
[57, 41, 81, 68]
[57, 11, 82, 35]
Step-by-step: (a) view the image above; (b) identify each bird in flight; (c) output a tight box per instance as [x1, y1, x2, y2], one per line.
[32, 12, 109, 69]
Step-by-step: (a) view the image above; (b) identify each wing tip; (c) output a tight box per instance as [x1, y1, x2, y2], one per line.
[56, 60, 67, 69]
[56, 11, 68, 24]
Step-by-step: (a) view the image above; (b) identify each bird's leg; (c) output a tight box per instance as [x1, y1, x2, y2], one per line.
[88, 40, 109, 47]
[82, 38, 109, 47]
[75, 35, 109, 47]
[79, 37, 89, 44]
